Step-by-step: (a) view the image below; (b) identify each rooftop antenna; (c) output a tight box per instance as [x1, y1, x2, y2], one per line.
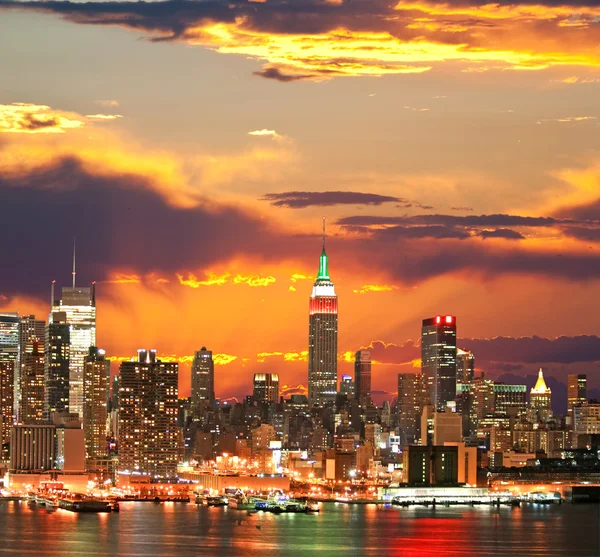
[322, 216, 326, 252]
[50, 280, 55, 308]
[72, 236, 76, 288]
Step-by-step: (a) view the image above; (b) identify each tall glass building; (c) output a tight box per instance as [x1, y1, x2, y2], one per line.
[17, 315, 46, 422]
[0, 313, 19, 458]
[191, 347, 215, 415]
[421, 315, 457, 412]
[51, 282, 96, 417]
[308, 224, 338, 407]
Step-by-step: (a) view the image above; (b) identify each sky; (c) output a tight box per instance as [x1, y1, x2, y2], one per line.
[1, 0, 600, 407]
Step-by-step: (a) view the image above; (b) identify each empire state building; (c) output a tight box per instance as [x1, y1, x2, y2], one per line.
[308, 221, 338, 407]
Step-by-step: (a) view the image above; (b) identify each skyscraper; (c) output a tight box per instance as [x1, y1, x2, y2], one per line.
[18, 340, 45, 424]
[421, 315, 457, 412]
[51, 267, 96, 418]
[339, 375, 354, 398]
[83, 347, 110, 466]
[456, 348, 474, 384]
[118, 350, 179, 478]
[191, 347, 215, 415]
[530, 368, 552, 422]
[44, 311, 71, 418]
[0, 313, 19, 458]
[253, 373, 280, 404]
[568, 374, 587, 416]
[354, 350, 372, 405]
[397, 373, 423, 445]
[16, 315, 45, 419]
[308, 220, 338, 407]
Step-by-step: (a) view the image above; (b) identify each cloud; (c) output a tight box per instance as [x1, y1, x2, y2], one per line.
[537, 116, 597, 124]
[353, 284, 396, 294]
[374, 225, 471, 240]
[477, 228, 525, 240]
[248, 129, 281, 139]
[85, 113, 123, 120]
[3, 0, 600, 81]
[404, 106, 430, 112]
[262, 190, 404, 208]
[0, 103, 84, 134]
[177, 272, 231, 288]
[290, 273, 313, 282]
[232, 274, 276, 287]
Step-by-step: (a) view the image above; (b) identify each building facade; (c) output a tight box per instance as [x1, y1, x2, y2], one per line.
[253, 373, 280, 404]
[0, 313, 20, 459]
[308, 226, 338, 407]
[44, 312, 71, 418]
[456, 348, 475, 384]
[19, 340, 45, 424]
[568, 374, 587, 416]
[397, 373, 423, 445]
[16, 315, 45, 420]
[354, 350, 372, 405]
[191, 347, 215, 413]
[83, 347, 110, 466]
[530, 368, 552, 422]
[51, 281, 96, 417]
[118, 350, 179, 478]
[421, 315, 457, 412]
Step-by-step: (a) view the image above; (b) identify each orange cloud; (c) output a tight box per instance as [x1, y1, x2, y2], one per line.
[353, 284, 396, 294]
[283, 351, 309, 362]
[177, 272, 231, 288]
[233, 274, 276, 287]
[0, 103, 84, 134]
[256, 351, 284, 362]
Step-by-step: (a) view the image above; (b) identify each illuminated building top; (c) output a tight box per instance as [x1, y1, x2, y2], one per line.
[311, 218, 336, 300]
[531, 368, 551, 394]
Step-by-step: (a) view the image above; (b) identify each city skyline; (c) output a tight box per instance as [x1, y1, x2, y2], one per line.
[1, 0, 600, 408]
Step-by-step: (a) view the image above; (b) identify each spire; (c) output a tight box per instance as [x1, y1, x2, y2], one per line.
[317, 217, 330, 281]
[532, 368, 550, 394]
[50, 280, 55, 308]
[72, 236, 76, 288]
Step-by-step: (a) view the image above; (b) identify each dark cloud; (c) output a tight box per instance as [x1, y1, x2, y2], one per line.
[556, 198, 600, 221]
[460, 336, 600, 364]
[252, 66, 317, 83]
[562, 226, 600, 242]
[477, 228, 525, 240]
[337, 213, 578, 228]
[261, 190, 404, 208]
[374, 225, 470, 240]
[451, 206, 474, 212]
[20, 113, 62, 131]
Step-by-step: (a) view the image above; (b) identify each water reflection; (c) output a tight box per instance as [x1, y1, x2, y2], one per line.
[0, 501, 597, 557]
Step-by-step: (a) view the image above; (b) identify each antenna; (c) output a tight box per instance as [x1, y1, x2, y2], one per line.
[322, 216, 326, 252]
[51, 280, 55, 308]
[72, 236, 76, 288]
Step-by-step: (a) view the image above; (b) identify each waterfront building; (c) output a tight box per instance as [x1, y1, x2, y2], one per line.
[397, 373, 422, 445]
[530, 368, 552, 422]
[51, 268, 97, 417]
[493, 383, 527, 416]
[403, 445, 459, 486]
[456, 348, 475, 384]
[421, 315, 457, 411]
[9, 424, 55, 471]
[16, 315, 45, 420]
[118, 350, 179, 478]
[432, 408, 463, 445]
[83, 347, 110, 468]
[568, 374, 587, 416]
[354, 350, 372, 405]
[191, 347, 215, 414]
[308, 221, 338, 407]
[0, 312, 20, 459]
[44, 312, 71, 418]
[253, 373, 279, 404]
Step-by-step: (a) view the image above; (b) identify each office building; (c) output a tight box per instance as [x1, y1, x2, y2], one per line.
[118, 350, 179, 478]
[493, 383, 527, 416]
[530, 368, 552, 422]
[83, 347, 110, 466]
[433, 408, 463, 445]
[50, 255, 97, 417]
[9, 424, 56, 471]
[403, 445, 459, 486]
[191, 347, 215, 414]
[16, 315, 45, 419]
[0, 312, 19, 458]
[354, 350, 372, 405]
[456, 348, 474, 384]
[421, 315, 457, 411]
[18, 340, 45, 424]
[573, 402, 600, 436]
[397, 373, 422, 445]
[339, 375, 354, 398]
[568, 374, 587, 416]
[44, 312, 71, 418]
[472, 374, 495, 422]
[308, 221, 338, 407]
[253, 373, 280, 404]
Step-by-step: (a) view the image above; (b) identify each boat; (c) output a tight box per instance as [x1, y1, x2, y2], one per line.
[35, 494, 46, 506]
[228, 493, 260, 511]
[44, 497, 59, 509]
[196, 494, 228, 507]
[58, 497, 112, 513]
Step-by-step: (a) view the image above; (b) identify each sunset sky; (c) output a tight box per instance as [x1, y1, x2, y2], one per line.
[1, 0, 600, 405]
